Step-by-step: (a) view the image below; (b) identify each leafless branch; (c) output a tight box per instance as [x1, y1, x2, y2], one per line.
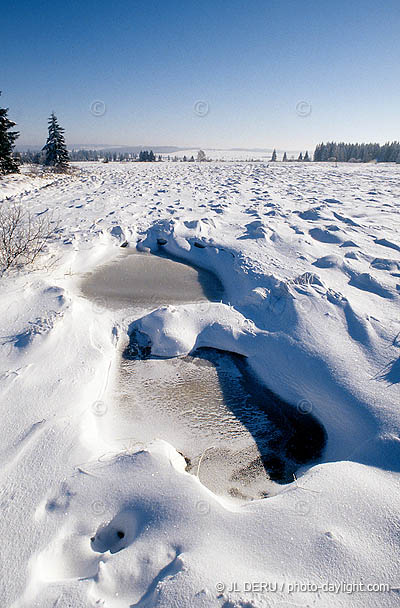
[0, 203, 59, 273]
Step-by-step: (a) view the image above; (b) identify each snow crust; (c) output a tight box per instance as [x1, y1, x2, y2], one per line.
[0, 161, 399, 607]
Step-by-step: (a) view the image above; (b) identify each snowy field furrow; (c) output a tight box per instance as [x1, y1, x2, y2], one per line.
[0, 161, 399, 607]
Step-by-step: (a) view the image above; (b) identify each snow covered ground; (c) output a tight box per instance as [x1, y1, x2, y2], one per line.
[172, 148, 299, 161]
[172, 149, 276, 161]
[0, 161, 399, 607]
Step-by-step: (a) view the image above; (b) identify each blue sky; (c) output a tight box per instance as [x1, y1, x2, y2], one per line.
[2, 0, 400, 149]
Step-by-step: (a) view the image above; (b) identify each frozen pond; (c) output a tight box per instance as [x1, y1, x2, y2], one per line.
[80, 249, 223, 310]
[80, 250, 325, 500]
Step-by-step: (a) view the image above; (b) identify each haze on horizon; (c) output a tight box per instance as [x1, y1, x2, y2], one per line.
[3, 0, 400, 150]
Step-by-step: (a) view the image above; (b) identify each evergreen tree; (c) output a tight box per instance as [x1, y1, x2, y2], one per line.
[0, 92, 20, 175]
[42, 113, 69, 169]
[304, 151, 310, 161]
[139, 149, 156, 162]
[33, 151, 45, 164]
[282, 152, 287, 162]
[313, 141, 400, 163]
[271, 148, 277, 161]
[298, 152, 303, 161]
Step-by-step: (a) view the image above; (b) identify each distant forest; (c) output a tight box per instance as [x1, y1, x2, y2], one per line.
[313, 141, 400, 163]
[17, 148, 138, 163]
[14, 143, 400, 166]
[16, 148, 165, 163]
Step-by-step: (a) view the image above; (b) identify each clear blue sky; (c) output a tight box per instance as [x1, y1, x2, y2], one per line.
[2, 0, 400, 150]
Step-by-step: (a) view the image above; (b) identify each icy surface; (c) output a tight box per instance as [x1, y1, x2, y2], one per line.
[80, 251, 324, 499]
[0, 161, 399, 607]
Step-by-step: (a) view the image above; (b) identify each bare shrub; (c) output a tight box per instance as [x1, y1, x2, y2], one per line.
[0, 203, 57, 273]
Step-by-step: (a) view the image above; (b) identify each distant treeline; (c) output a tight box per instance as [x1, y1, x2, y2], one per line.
[18, 148, 138, 163]
[17, 148, 164, 163]
[313, 141, 400, 163]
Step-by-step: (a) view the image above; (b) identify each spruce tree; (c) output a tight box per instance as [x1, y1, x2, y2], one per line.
[282, 152, 287, 162]
[271, 149, 277, 161]
[298, 152, 303, 161]
[42, 112, 69, 169]
[0, 92, 20, 175]
[140, 150, 154, 161]
[304, 151, 310, 161]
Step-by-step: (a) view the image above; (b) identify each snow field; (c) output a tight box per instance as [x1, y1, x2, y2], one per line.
[0, 161, 399, 607]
